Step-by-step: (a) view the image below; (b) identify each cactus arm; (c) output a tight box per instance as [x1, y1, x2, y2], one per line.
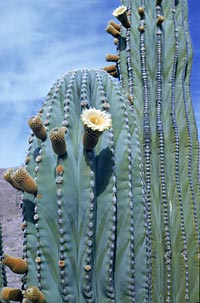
[18, 70, 148, 302]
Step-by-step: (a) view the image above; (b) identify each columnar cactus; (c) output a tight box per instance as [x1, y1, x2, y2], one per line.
[1, 0, 199, 302]
[0, 223, 7, 295]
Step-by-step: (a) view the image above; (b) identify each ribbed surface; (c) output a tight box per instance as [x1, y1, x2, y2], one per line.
[1, 0, 199, 302]
[22, 70, 147, 302]
[117, 0, 199, 302]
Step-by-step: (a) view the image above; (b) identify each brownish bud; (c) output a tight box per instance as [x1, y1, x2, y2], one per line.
[49, 127, 67, 156]
[1, 254, 28, 274]
[102, 65, 117, 73]
[157, 15, 165, 25]
[106, 24, 120, 38]
[12, 167, 37, 194]
[3, 168, 21, 190]
[105, 54, 119, 62]
[138, 7, 145, 17]
[28, 115, 47, 141]
[0, 287, 23, 301]
[108, 20, 121, 31]
[58, 260, 65, 269]
[113, 38, 119, 45]
[138, 25, 145, 32]
[4, 167, 37, 194]
[24, 286, 45, 303]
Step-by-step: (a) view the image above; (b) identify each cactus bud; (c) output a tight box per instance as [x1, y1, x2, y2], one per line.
[108, 20, 121, 31]
[113, 6, 131, 29]
[138, 7, 145, 18]
[24, 286, 45, 303]
[3, 168, 21, 190]
[4, 167, 37, 194]
[0, 287, 23, 301]
[28, 115, 47, 141]
[13, 167, 37, 194]
[49, 127, 67, 156]
[102, 65, 117, 73]
[105, 54, 119, 62]
[157, 15, 165, 25]
[1, 254, 28, 274]
[106, 24, 120, 38]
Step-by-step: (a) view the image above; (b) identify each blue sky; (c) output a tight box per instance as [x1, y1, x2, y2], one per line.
[0, 0, 199, 168]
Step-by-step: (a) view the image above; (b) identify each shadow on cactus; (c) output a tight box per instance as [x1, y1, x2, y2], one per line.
[0, 0, 199, 302]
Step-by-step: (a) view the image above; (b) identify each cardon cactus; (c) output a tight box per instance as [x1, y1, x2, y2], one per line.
[1, 0, 199, 302]
[0, 223, 7, 297]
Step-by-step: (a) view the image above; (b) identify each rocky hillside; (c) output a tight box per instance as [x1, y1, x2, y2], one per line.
[0, 168, 23, 289]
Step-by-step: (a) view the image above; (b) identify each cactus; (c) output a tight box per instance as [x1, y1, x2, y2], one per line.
[0, 223, 7, 303]
[1, 0, 199, 302]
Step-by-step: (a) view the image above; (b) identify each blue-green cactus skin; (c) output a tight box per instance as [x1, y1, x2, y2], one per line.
[21, 69, 148, 302]
[1, 0, 199, 302]
[115, 0, 200, 302]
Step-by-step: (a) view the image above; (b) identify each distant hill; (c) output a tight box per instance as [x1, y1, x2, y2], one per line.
[0, 168, 23, 288]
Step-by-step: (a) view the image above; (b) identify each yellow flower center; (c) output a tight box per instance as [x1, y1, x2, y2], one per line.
[90, 115, 103, 125]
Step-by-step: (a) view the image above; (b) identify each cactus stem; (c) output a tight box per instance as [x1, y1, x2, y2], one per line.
[125, 8, 134, 96]
[139, 4, 153, 298]
[156, 7, 172, 300]
[112, 6, 131, 29]
[49, 127, 67, 156]
[1, 254, 28, 274]
[28, 115, 47, 141]
[156, 0, 162, 5]
[0, 287, 23, 301]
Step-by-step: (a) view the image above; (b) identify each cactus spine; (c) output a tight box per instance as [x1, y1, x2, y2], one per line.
[1, 0, 199, 302]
